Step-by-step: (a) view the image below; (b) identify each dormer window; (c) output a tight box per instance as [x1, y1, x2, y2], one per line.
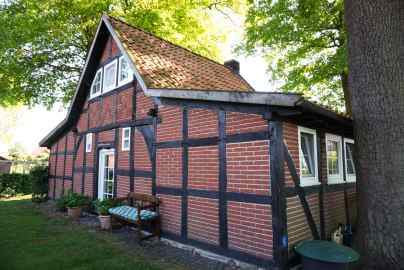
[118, 56, 133, 86]
[103, 59, 117, 92]
[90, 68, 103, 98]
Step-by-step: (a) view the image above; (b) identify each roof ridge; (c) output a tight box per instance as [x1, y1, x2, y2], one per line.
[106, 14, 255, 91]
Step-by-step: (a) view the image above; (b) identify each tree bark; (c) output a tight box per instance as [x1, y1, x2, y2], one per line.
[341, 71, 352, 116]
[345, 1, 404, 269]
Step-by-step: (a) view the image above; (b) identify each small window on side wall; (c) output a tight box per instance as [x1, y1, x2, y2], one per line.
[90, 68, 103, 99]
[298, 126, 319, 186]
[118, 56, 133, 86]
[121, 127, 131, 151]
[326, 133, 343, 184]
[103, 59, 117, 92]
[86, 133, 93, 153]
[344, 138, 356, 182]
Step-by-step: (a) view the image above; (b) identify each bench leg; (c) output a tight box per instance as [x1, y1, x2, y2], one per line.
[137, 220, 143, 243]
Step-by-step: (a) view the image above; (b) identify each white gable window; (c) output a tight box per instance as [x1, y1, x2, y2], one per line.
[121, 127, 131, 151]
[90, 68, 103, 99]
[326, 133, 343, 184]
[103, 59, 117, 92]
[86, 133, 93, 153]
[344, 138, 356, 182]
[118, 56, 133, 86]
[298, 126, 319, 186]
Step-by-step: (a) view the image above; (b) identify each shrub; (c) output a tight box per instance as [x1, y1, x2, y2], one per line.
[0, 173, 31, 197]
[64, 191, 90, 208]
[31, 166, 49, 203]
[93, 198, 121, 215]
[56, 195, 68, 212]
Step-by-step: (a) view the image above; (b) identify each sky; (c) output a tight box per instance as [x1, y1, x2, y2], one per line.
[0, 10, 275, 156]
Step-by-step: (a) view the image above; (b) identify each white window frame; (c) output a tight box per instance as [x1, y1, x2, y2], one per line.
[85, 133, 93, 153]
[298, 126, 320, 187]
[121, 127, 131, 151]
[344, 138, 356, 182]
[90, 68, 103, 99]
[118, 56, 133, 86]
[103, 59, 118, 93]
[325, 133, 344, 184]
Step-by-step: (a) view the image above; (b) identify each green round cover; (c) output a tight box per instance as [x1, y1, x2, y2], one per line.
[295, 240, 360, 263]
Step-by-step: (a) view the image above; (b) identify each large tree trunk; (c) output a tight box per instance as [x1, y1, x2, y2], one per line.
[345, 1, 404, 269]
[341, 71, 352, 116]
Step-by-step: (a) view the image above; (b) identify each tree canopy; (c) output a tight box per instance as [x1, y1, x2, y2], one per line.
[241, 0, 347, 112]
[0, 0, 243, 107]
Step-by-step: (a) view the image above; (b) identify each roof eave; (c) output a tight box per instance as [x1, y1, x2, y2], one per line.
[147, 88, 303, 107]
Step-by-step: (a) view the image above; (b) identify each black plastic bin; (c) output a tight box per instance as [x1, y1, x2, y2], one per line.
[295, 240, 360, 270]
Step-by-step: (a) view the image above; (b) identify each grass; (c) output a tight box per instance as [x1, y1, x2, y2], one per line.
[0, 197, 170, 270]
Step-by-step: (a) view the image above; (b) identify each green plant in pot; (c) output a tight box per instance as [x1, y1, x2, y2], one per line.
[65, 191, 90, 220]
[94, 198, 119, 230]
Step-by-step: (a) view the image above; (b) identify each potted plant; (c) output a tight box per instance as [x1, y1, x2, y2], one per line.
[65, 191, 90, 219]
[94, 198, 119, 230]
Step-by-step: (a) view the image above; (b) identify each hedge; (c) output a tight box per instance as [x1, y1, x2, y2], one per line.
[0, 166, 48, 200]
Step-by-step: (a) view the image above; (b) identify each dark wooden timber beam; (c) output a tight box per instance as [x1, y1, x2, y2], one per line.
[283, 142, 320, 240]
[269, 121, 288, 270]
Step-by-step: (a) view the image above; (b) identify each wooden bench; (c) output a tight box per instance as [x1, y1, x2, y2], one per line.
[108, 193, 161, 242]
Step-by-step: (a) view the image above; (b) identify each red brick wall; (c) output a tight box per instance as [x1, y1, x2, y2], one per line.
[157, 106, 182, 142]
[287, 194, 320, 249]
[324, 191, 346, 237]
[228, 202, 273, 259]
[116, 175, 130, 198]
[226, 141, 270, 195]
[101, 95, 114, 126]
[116, 89, 132, 122]
[158, 194, 182, 234]
[73, 173, 82, 194]
[188, 108, 218, 138]
[188, 146, 218, 191]
[226, 112, 267, 135]
[89, 101, 102, 129]
[134, 177, 152, 195]
[188, 197, 219, 245]
[136, 90, 154, 119]
[134, 130, 151, 170]
[156, 148, 182, 188]
[98, 130, 114, 143]
[283, 122, 300, 187]
[84, 173, 94, 197]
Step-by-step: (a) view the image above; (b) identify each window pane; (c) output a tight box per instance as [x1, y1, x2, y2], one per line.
[92, 71, 101, 95]
[104, 63, 117, 90]
[119, 58, 129, 82]
[107, 154, 114, 168]
[300, 132, 315, 177]
[124, 128, 130, 138]
[108, 168, 114, 181]
[124, 140, 130, 149]
[327, 140, 340, 175]
[346, 143, 355, 175]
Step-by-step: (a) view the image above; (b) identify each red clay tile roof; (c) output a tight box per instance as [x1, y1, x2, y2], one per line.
[108, 16, 254, 92]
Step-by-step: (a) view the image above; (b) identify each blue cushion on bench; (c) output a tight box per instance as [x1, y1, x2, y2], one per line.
[108, 205, 157, 221]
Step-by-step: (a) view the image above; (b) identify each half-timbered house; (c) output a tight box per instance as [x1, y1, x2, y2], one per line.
[40, 14, 357, 270]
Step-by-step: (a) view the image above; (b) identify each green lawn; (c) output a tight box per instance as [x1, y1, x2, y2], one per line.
[0, 198, 170, 270]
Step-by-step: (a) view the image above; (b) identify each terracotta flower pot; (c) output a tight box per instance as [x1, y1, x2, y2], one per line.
[67, 207, 82, 219]
[98, 215, 111, 230]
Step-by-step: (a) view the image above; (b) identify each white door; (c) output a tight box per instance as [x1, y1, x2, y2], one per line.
[98, 149, 115, 200]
